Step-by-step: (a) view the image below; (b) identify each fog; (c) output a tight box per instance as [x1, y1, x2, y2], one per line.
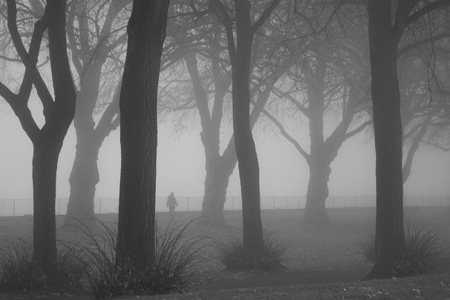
[1, 104, 449, 201]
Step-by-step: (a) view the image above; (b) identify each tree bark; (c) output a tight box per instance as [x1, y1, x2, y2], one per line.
[232, 0, 264, 251]
[366, 0, 406, 279]
[32, 139, 59, 277]
[116, 0, 170, 269]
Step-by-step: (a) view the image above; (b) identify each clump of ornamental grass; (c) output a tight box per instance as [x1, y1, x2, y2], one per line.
[0, 237, 85, 291]
[71, 219, 208, 299]
[397, 223, 448, 276]
[360, 223, 448, 276]
[214, 229, 288, 271]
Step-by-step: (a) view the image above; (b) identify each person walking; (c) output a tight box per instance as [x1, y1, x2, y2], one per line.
[166, 192, 178, 217]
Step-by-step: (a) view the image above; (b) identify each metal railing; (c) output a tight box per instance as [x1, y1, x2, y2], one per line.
[0, 195, 449, 217]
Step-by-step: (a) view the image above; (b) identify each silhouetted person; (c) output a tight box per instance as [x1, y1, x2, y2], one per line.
[166, 192, 178, 217]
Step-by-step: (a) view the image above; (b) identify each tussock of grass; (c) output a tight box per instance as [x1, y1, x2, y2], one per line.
[214, 229, 288, 271]
[399, 223, 448, 275]
[70, 219, 208, 299]
[0, 237, 85, 291]
[0, 238, 45, 291]
[360, 223, 447, 276]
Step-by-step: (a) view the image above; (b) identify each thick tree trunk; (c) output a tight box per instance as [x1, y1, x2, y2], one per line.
[116, 0, 169, 269]
[303, 160, 331, 225]
[232, 0, 264, 251]
[65, 135, 100, 232]
[366, 1, 406, 279]
[32, 140, 59, 277]
[199, 156, 236, 227]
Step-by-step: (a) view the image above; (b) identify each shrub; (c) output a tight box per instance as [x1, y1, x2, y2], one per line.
[0, 237, 85, 291]
[360, 223, 447, 276]
[214, 229, 288, 271]
[75, 219, 208, 299]
[399, 223, 448, 275]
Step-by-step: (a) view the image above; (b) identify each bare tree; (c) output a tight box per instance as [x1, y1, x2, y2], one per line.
[0, 0, 76, 278]
[187, 0, 281, 249]
[64, 0, 130, 231]
[366, 0, 450, 279]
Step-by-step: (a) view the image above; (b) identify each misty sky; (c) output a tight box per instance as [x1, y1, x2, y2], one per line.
[1, 102, 450, 200]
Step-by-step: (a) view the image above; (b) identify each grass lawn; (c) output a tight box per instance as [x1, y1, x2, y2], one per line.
[0, 207, 449, 299]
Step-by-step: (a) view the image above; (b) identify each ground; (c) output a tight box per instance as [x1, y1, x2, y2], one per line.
[0, 207, 449, 299]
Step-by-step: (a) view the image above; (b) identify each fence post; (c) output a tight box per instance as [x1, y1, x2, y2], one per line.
[273, 196, 275, 209]
[13, 199, 15, 217]
[285, 196, 288, 209]
[187, 197, 190, 212]
[99, 198, 102, 214]
[232, 196, 234, 211]
[58, 198, 60, 216]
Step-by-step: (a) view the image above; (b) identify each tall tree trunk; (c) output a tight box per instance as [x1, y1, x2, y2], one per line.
[366, 0, 406, 279]
[232, 0, 264, 251]
[116, 0, 170, 269]
[32, 139, 59, 276]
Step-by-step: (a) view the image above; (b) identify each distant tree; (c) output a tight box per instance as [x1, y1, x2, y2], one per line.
[261, 5, 372, 225]
[0, 0, 76, 278]
[400, 55, 448, 183]
[165, 6, 289, 227]
[64, 0, 129, 231]
[188, 0, 280, 250]
[158, 13, 236, 227]
[183, 49, 285, 227]
[183, 51, 235, 227]
[116, 0, 170, 269]
[366, 0, 450, 279]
